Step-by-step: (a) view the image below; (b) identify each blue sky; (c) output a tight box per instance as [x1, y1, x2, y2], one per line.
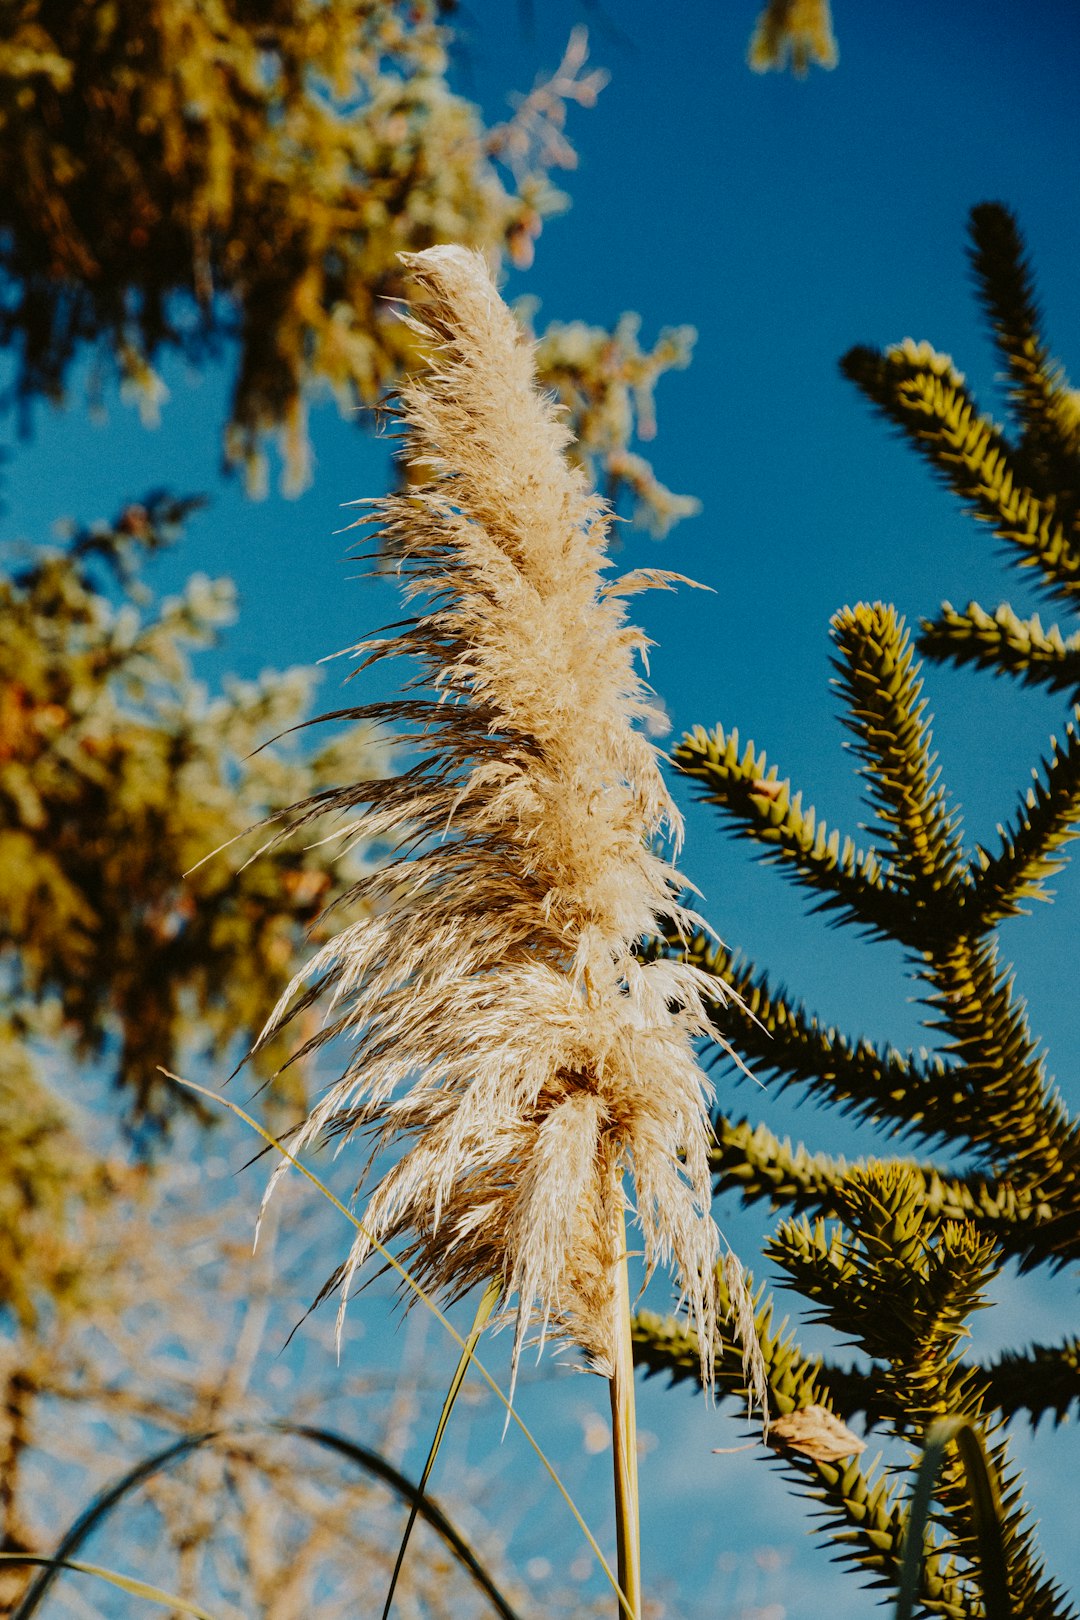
[6, 2, 1080, 1614]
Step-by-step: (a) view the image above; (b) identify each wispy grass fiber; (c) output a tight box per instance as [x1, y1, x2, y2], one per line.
[258, 245, 752, 1401]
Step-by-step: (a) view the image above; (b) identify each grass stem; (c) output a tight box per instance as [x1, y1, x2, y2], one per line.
[609, 1192, 642, 1620]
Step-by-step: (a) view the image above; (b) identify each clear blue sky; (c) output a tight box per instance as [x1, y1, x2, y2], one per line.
[6, 2, 1080, 1614]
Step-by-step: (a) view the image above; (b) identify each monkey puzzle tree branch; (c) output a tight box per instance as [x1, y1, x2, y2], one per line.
[919, 600, 1080, 696]
[964, 708, 1080, 926]
[841, 341, 1080, 604]
[983, 1340, 1080, 1427]
[968, 202, 1080, 516]
[709, 1116, 1066, 1266]
[673, 725, 930, 944]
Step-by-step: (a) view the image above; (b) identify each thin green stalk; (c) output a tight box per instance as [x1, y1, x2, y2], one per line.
[896, 1415, 1012, 1620]
[382, 1279, 500, 1619]
[609, 1190, 642, 1620]
[0, 1554, 218, 1619]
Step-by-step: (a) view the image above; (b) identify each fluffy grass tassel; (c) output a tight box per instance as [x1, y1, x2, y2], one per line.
[257, 245, 757, 1608]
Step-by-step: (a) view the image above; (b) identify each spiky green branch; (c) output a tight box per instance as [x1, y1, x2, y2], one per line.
[673, 724, 928, 944]
[633, 1290, 1000, 1618]
[830, 602, 966, 900]
[841, 341, 1080, 602]
[665, 927, 952, 1121]
[763, 1171, 1071, 1619]
[966, 710, 1080, 924]
[674, 200, 1080, 1615]
[983, 1341, 1080, 1427]
[710, 1116, 1061, 1266]
[968, 202, 1080, 515]
[919, 601, 1080, 696]
[922, 935, 1080, 1193]
[669, 928, 1080, 1221]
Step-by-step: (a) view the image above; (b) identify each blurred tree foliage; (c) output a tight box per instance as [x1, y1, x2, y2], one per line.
[0, 493, 384, 1134]
[0, 1121, 543, 1619]
[748, 0, 837, 77]
[0, 1, 696, 528]
[0, 0, 566, 487]
[529, 309, 701, 537]
[0, 1033, 116, 1333]
[0, 1, 704, 1154]
[634, 205, 1080, 1616]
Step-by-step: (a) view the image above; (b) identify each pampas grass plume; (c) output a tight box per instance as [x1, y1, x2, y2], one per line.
[260, 245, 760, 1405]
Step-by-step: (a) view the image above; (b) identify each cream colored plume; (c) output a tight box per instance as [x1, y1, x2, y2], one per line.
[259, 244, 754, 1396]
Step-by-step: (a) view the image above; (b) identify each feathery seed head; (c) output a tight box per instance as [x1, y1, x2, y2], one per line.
[262, 245, 744, 1391]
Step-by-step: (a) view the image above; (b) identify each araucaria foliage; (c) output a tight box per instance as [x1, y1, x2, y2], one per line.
[634, 203, 1080, 1617]
[261, 246, 755, 1394]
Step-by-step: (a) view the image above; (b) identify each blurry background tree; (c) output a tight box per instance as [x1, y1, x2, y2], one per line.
[0, 492, 386, 1130]
[0, 1082, 552, 1619]
[0, 0, 696, 524]
[748, 0, 837, 77]
[633, 204, 1080, 1617]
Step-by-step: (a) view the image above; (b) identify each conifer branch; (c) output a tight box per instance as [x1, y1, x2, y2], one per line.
[765, 1173, 1072, 1619]
[703, 920, 1080, 1195]
[711, 1115, 849, 1209]
[673, 726, 925, 943]
[635, 1297, 1072, 1617]
[923, 935, 1080, 1189]
[919, 600, 1080, 696]
[814, 1339, 1080, 1434]
[669, 205, 1080, 1615]
[765, 1195, 999, 1406]
[671, 926, 1080, 1226]
[966, 709, 1080, 925]
[968, 202, 1080, 509]
[829, 603, 968, 933]
[665, 929, 965, 1139]
[632, 1297, 970, 1615]
[841, 341, 1080, 601]
[983, 1339, 1080, 1427]
[710, 1117, 1061, 1266]
[633, 1276, 825, 1408]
